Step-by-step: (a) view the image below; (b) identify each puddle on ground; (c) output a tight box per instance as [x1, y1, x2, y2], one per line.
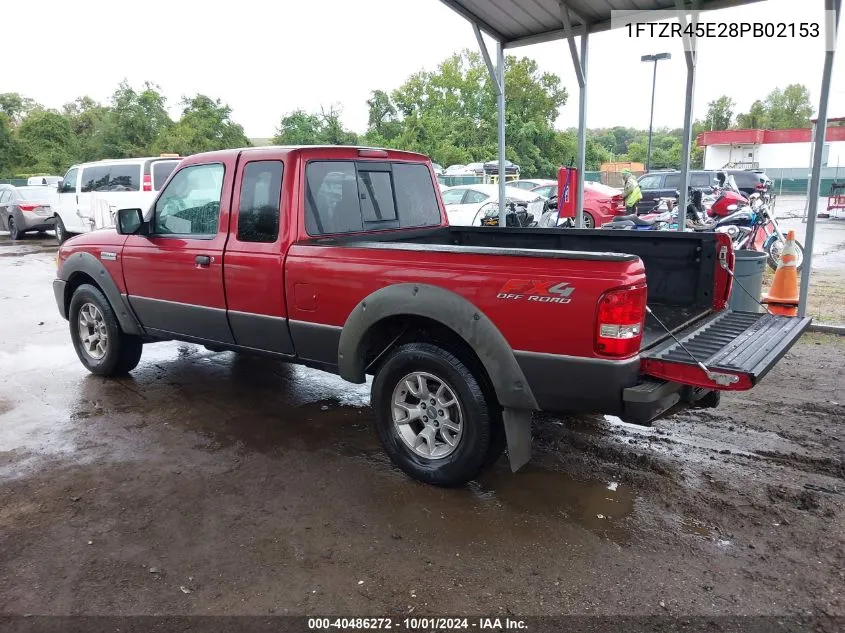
[473, 466, 635, 541]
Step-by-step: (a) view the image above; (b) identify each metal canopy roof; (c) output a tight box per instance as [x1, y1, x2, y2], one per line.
[440, 0, 764, 47]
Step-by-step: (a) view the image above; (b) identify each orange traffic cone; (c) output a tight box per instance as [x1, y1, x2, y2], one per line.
[762, 230, 800, 316]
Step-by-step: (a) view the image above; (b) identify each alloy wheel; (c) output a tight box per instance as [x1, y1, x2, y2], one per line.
[391, 372, 464, 459]
[77, 303, 109, 360]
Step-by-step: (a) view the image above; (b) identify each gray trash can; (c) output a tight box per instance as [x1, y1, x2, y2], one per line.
[729, 249, 768, 313]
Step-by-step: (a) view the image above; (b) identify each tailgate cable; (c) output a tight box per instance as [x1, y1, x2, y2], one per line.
[645, 305, 740, 387]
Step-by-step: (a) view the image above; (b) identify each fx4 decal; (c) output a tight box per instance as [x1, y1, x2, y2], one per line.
[497, 280, 575, 304]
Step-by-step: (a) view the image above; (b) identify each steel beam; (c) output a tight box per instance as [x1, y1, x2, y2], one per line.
[799, 0, 841, 316]
[576, 26, 588, 228]
[676, 0, 699, 232]
[473, 23, 508, 227]
[497, 40, 507, 228]
[560, 2, 588, 227]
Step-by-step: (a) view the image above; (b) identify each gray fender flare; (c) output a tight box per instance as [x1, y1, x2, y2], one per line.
[337, 283, 538, 412]
[59, 251, 143, 336]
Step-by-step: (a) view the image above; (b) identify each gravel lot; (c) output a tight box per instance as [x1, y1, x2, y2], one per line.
[0, 234, 843, 624]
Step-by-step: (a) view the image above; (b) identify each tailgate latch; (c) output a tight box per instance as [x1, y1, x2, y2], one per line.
[705, 371, 740, 387]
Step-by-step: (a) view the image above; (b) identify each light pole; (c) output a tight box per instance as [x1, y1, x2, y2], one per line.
[641, 53, 671, 172]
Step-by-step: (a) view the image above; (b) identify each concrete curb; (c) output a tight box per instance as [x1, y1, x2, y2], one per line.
[808, 323, 845, 335]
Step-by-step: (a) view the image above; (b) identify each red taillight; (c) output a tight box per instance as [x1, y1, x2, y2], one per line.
[611, 194, 626, 212]
[19, 203, 39, 212]
[755, 182, 766, 190]
[143, 174, 152, 192]
[595, 285, 647, 358]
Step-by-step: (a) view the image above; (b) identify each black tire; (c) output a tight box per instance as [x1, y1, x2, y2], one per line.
[69, 284, 143, 376]
[766, 239, 804, 273]
[371, 342, 492, 487]
[693, 390, 721, 409]
[8, 217, 23, 240]
[55, 215, 69, 244]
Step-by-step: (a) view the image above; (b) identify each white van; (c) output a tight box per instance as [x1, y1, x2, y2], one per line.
[55, 156, 180, 242]
[27, 175, 63, 187]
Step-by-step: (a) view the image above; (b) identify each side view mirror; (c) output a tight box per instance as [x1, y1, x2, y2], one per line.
[56, 181, 64, 192]
[116, 208, 144, 235]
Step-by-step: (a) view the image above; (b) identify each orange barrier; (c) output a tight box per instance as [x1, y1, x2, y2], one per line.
[762, 230, 800, 317]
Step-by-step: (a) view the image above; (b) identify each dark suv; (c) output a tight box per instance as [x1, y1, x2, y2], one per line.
[637, 169, 772, 212]
[637, 170, 718, 213]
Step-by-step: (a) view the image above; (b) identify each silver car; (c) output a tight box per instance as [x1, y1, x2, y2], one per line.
[0, 185, 57, 240]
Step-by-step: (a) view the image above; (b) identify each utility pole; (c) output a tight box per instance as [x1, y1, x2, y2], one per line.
[641, 53, 671, 172]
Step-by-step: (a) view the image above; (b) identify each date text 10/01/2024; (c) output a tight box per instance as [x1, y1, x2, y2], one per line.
[627, 21, 820, 38]
[307, 617, 527, 630]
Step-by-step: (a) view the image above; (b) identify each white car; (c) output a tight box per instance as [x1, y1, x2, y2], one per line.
[444, 164, 468, 175]
[440, 184, 545, 226]
[55, 156, 181, 242]
[511, 178, 556, 191]
[27, 175, 63, 187]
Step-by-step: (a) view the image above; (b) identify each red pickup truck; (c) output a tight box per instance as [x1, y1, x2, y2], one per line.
[53, 146, 810, 486]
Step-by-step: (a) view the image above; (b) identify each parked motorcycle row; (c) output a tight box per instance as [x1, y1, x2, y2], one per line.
[601, 173, 803, 271]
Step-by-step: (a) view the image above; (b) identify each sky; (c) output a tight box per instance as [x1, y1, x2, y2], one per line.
[3, 0, 843, 138]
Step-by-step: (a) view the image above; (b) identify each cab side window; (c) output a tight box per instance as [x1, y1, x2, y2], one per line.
[153, 163, 224, 236]
[237, 161, 283, 243]
[59, 168, 78, 193]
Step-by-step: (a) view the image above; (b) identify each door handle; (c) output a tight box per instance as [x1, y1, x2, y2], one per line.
[195, 255, 212, 267]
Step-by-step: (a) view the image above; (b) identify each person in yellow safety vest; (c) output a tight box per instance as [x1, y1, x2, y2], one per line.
[621, 169, 642, 214]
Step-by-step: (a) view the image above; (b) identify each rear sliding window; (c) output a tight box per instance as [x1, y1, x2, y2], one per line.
[305, 161, 440, 236]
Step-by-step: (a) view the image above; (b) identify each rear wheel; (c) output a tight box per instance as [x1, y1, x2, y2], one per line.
[371, 342, 492, 487]
[766, 238, 804, 272]
[69, 284, 143, 376]
[8, 217, 23, 240]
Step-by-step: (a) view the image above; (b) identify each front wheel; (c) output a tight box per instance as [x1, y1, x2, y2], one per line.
[69, 284, 143, 376]
[766, 238, 804, 272]
[371, 342, 493, 487]
[55, 215, 70, 244]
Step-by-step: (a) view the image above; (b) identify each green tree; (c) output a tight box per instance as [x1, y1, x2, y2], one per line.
[367, 50, 568, 177]
[736, 100, 768, 128]
[16, 109, 78, 174]
[271, 105, 358, 146]
[100, 81, 172, 157]
[704, 96, 735, 130]
[765, 84, 813, 128]
[62, 96, 110, 162]
[0, 93, 37, 124]
[366, 90, 401, 141]
[153, 94, 249, 156]
[0, 113, 18, 176]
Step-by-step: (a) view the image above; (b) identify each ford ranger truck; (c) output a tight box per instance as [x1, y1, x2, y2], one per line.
[52, 146, 811, 487]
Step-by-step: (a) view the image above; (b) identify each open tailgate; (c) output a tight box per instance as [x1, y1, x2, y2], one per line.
[640, 310, 811, 391]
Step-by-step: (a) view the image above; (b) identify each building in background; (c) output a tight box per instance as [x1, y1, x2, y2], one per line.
[697, 119, 845, 171]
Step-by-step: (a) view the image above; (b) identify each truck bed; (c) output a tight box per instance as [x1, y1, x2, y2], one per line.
[320, 226, 723, 348]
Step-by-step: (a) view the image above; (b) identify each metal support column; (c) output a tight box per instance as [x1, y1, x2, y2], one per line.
[799, 0, 841, 316]
[497, 41, 507, 227]
[560, 3, 588, 228]
[473, 24, 507, 227]
[676, 0, 699, 232]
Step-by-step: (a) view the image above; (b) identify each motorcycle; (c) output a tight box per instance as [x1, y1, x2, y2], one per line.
[709, 175, 804, 271]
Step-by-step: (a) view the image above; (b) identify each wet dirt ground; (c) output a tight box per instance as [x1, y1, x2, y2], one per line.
[0, 233, 843, 619]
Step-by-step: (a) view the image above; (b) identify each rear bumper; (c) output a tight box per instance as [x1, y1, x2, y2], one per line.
[514, 350, 641, 416]
[15, 210, 55, 231]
